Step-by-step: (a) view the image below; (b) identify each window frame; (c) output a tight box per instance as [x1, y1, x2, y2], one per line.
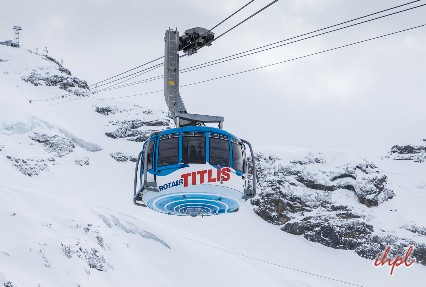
[231, 139, 244, 172]
[208, 133, 231, 167]
[156, 133, 180, 169]
[182, 132, 207, 164]
[147, 139, 156, 171]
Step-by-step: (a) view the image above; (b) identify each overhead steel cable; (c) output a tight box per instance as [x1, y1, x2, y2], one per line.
[181, 2, 426, 73]
[179, 24, 426, 88]
[179, 0, 255, 53]
[213, 0, 279, 42]
[97, 75, 163, 93]
[90, 56, 163, 87]
[94, 1, 426, 93]
[89, 0, 420, 91]
[153, 228, 367, 287]
[95, 0, 256, 90]
[37, 23, 425, 105]
[182, 0, 425, 72]
[30, 62, 163, 102]
[210, 0, 255, 31]
[93, 62, 163, 89]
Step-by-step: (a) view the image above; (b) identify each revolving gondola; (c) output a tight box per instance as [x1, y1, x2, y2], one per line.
[133, 28, 256, 217]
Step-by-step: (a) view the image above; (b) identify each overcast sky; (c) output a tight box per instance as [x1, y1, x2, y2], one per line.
[1, 0, 425, 156]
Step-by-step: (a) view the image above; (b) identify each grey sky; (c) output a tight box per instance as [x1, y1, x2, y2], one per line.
[1, 0, 425, 156]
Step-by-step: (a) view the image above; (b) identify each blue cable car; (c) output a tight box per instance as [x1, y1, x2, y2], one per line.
[133, 28, 256, 216]
[133, 126, 256, 216]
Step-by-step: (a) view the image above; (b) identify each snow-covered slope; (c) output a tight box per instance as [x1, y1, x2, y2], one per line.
[1, 45, 425, 286]
[252, 148, 426, 266]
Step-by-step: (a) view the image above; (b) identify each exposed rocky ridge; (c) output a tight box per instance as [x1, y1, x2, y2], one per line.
[75, 157, 90, 166]
[105, 126, 158, 142]
[6, 156, 53, 176]
[405, 224, 426, 236]
[97, 105, 172, 142]
[21, 55, 89, 98]
[385, 143, 426, 162]
[44, 55, 72, 76]
[1, 118, 101, 176]
[109, 152, 138, 162]
[251, 151, 426, 265]
[30, 133, 75, 157]
[253, 152, 394, 208]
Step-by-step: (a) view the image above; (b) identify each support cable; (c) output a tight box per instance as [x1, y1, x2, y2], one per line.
[179, 0, 256, 53]
[94, 0, 421, 91]
[34, 23, 425, 105]
[154, 227, 368, 287]
[90, 56, 163, 87]
[94, 0, 255, 89]
[95, 1, 426, 92]
[184, 1, 425, 72]
[213, 0, 279, 42]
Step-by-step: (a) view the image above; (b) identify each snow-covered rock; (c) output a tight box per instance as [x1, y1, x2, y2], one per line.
[30, 133, 75, 157]
[386, 143, 426, 163]
[96, 104, 172, 142]
[21, 55, 89, 98]
[251, 150, 426, 265]
[109, 152, 137, 162]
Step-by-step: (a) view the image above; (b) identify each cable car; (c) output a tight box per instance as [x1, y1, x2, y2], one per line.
[133, 126, 256, 216]
[133, 28, 256, 216]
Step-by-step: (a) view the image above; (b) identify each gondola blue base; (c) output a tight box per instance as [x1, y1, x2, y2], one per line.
[146, 192, 240, 216]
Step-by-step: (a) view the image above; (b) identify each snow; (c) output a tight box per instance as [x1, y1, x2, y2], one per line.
[0, 45, 425, 286]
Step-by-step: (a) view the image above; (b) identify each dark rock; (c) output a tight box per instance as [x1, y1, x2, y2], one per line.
[335, 212, 361, 219]
[21, 69, 89, 96]
[60, 242, 111, 271]
[331, 173, 357, 181]
[95, 106, 117, 116]
[102, 109, 172, 142]
[110, 152, 138, 163]
[391, 145, 426, 155]
[283, 216, 373, 250]
[249, 151, 426, 266]
[30, 133, 75, 157]
[281, 222, 305, 235]
[6, 155, 50, 176]
[295, 175, 335, 191]
[387, 144, 426, 162]
[414, 244, 426, 265]
[105, 128, 155, 142]
[75, 157, 90, 166]
[110, 119, 170, 129]
[290, 155, 326, 165]
[404, 224, 426, 236]
[44, 55, 72, 75]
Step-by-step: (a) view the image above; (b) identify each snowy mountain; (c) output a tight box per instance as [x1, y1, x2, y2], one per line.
[1, 45, 425, 286]
[252, 148, 426, 265]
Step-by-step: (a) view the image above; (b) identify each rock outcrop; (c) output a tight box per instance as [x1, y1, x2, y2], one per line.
[97, 105, 172, 142]
[387, 144, 426, 163]
[21, 55, 89, 97]
[251, 150, 426, 265]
